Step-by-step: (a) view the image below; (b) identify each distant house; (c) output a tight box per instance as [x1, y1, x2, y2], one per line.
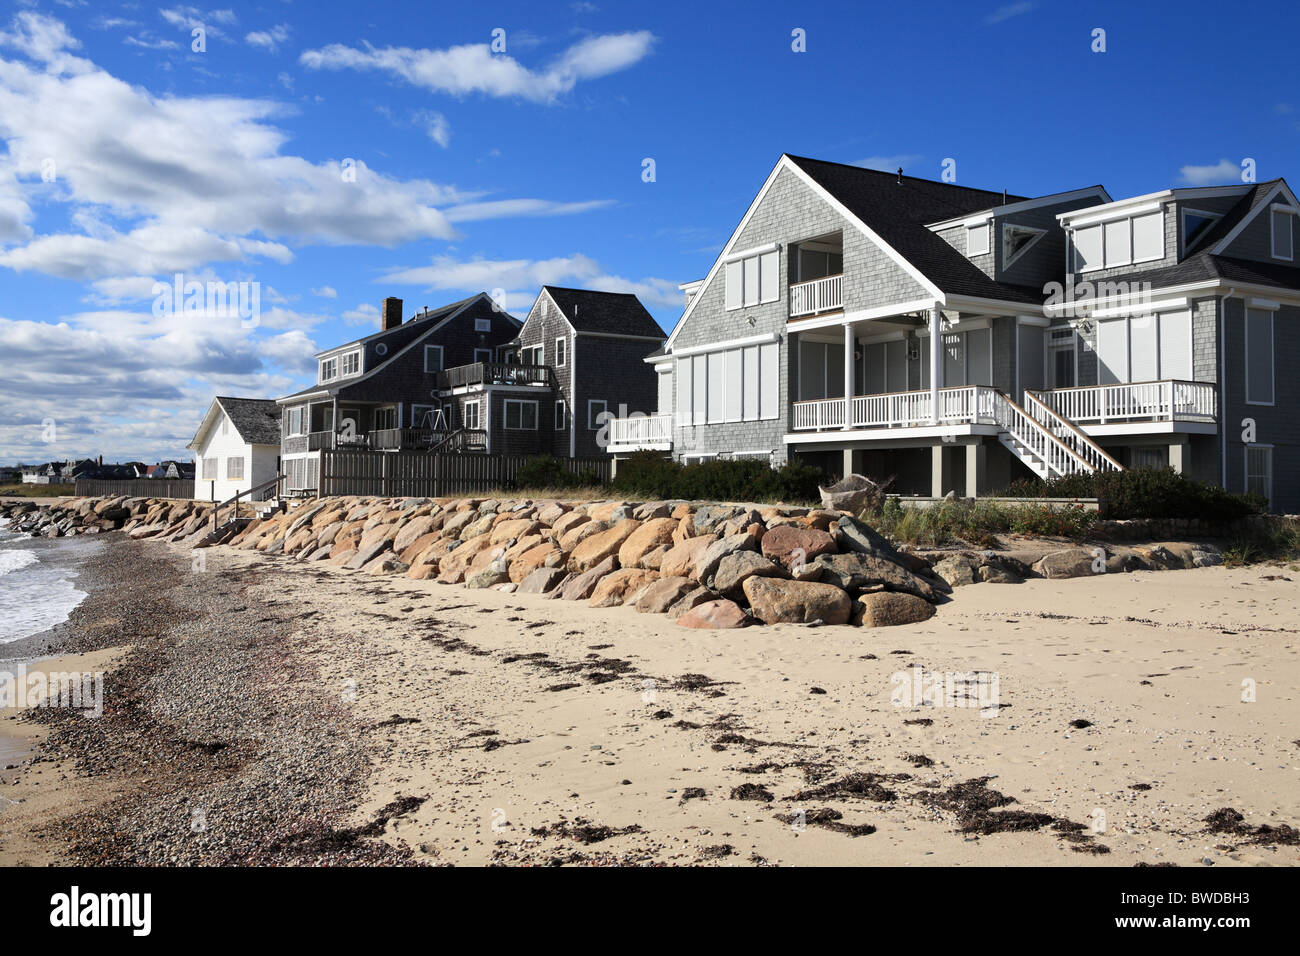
[21, 459, 96, 484]
[274, 291, 664, 493]
[146, 460, 195, 480]
[188, 397, 282, 501]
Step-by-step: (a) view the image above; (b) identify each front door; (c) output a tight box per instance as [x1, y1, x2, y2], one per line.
[1048, 328, 1077, 389]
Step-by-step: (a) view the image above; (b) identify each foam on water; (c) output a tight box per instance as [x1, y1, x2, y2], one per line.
[0, 525, 95, 644]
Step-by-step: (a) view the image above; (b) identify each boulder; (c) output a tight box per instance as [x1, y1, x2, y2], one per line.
[632, 502, 672, 520]
[398, 532, 441, 566]
[617, 517, 679, 568]
[819, 473, 886, 514]
[466, 566, 511, 589]
[833, 515, 901, 562]
[346, 537, 392, 569]
[932, 555, 979, 588]
[441, 510, 478, 536]
[742, 577, 852, 625]
[634, 576, 697, 614]
[537, 502, 569, 526]
[856, 591, 936, 627]
[693, 505, 741, 536]
[557, 555, 618, 601]
[490, 518, 542, 546]
[659, 535, 715, 578]
[392, 516, 436, 554]
[568, 519, 642, 572]
[676, 599, 750, 629]
[810, 552, 936, 601]
[559, 518, 608, 552]
[978, 564, 1023, 584]
[713, 551, 790, 600]
[760, 524, 838, 570]
[589, 569, 660, 608]
[640, 544, 673, 571]
[1033, 548, 1102, 579]
[508, 542, 562, 583]
[362, 554, 408, 575]
[694, 532, 759, 584]
[666, 586, 720, 620]
[517, 567, 568, 594]
[551, 510, 591, 538]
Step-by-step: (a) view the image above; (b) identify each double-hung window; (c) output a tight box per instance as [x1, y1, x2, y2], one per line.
[1245, 307, 1275, 405]
[424, 345, 444, 373]
[1271, 207, 1294, 261]
[504, 400, 538, 430]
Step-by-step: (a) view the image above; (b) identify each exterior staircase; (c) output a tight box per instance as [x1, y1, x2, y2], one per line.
[428, 428, 488, 454]
[989, 391, 1122, 480]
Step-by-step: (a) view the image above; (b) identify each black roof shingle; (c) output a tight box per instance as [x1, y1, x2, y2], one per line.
[216, 396, 281, 445]
[542, 286, 666, 338]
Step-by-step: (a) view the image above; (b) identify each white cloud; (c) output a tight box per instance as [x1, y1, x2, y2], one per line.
[444, 198, 613, 223]
[985, 2, 1035, 24]
[416, 109, 451, 147]
[311, 285, 338, 298]
[378, 253, 681, 310]
[159, 7, 237, 38]
[853, 154, 925, 174]
[1177, 159, 1244, 186]
[245, 24, 290, 52]
[341, 302, 379, 326]
[299, 30, 656, 104]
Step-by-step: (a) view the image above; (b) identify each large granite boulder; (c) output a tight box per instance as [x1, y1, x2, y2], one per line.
[676, 599, 750, 629]
[713, 551, 790, 600]
[760, 525, 838, 570]
[742, 578, 852, 625]
[855, 591, 936, 627]
[568, 519, 642, 572]
[617, 517, 679, 569]
[811, 552, 936, 601]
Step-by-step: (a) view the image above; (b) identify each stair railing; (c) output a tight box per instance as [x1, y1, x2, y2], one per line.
[1023, 391, 1124, 472]
[211, 473, 284, 533]
[991, 393, 1097, 478]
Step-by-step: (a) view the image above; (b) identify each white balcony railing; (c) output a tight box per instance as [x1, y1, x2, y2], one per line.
[1036, 380, 1217, 425]
[792, 386, 1001, 431]
[789, 274, 844, 318]
[608, 413, 673, 449]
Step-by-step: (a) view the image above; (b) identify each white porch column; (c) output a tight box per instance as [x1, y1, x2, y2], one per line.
[842, 321, 854, 429]
[929, 303, 943, 424]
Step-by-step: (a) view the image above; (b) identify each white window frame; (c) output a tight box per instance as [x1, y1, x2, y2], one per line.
[1271, 207, 1294, 261]
[410, 404, 435, 428]
[966, 221, 990, 257]
[724, 248, 780, 311]
[225, 456, 244, 480]
[504, 399, 538, 431]
[521, 344, 544, 366]
[1245, 444, 1273, 510]
[424, 344, 444, 373]
[319, 357, 338, 382]
[1073, 211, 1165, 272]
[475, 317, 492, 333]
[340, 350, 360, 376]
[554, 336, 567, 367]
[473, 347, 493, 364]
[201, 457, 218, 480]
[287, 406, 307, 436]
[1002, 223, 1045, 268]
[1245, 306, 1275, 406]
[463, 400, 481, 430]
[554, 399, 566, 430]
[587, 399, 607, 430]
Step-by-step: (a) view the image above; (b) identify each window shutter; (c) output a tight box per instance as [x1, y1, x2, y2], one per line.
[724, 261, 742, 310]
[1131, 212, 1163, 261]
[759, 342, 778, 419]
[759, 251, 779, 303]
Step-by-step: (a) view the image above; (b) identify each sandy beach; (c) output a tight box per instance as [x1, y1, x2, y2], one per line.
[2, 532, 1296, 867]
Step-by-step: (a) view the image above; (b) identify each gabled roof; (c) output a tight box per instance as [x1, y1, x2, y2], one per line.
[189, 396, 280, 449]
[216, 397, 281, 445]
[540, 286, 666, 338]
[1132, 250, 1300, 292]
[315, 293, 494, 359]
[785, 155, 1048, 305]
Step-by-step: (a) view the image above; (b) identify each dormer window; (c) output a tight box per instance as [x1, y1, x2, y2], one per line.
[966, 221, 990, 256]
[340, 351, 360, 376]
[319, 357, 338, 382]
[1182, 208, 1221, 254]
[1271, 206, 1294, 261]
[1002, 224, 1045, 268]
[1071, 210, 1164, 272]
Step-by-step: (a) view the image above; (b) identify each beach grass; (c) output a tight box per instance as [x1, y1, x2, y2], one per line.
[0, 483, 75, 498]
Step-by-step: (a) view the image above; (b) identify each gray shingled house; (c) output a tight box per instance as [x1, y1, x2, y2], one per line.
[276, 289, 664, 493]
[608, 154, 1299, 512]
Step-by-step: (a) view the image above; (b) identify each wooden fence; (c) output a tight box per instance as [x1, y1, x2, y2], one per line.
[74, 478, 195, 499]
[320, 450, 611, 498]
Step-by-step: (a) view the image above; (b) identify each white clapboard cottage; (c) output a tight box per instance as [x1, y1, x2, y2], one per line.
[188, 396, 282, 501]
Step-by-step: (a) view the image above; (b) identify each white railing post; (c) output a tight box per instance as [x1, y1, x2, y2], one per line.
[843, 323, 853, 430]
[928, 305, 942, 425]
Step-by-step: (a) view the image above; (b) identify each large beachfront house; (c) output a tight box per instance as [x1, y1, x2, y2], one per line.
[608, 154, 1300, 512]
[189, 397, 282, 501]
[275, 290, 663, 493]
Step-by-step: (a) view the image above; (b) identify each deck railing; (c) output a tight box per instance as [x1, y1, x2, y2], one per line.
[792, 386, 1000, 431]
[608, 414, 673, 448]
[437, 362, 555, 390]
[789, 274, 844, 318]
[1035, 380, 1217, 425]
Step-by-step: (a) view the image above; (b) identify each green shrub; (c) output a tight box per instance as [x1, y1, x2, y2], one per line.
[610, 451, 825, 503]
[1000, 467, 1266, 521]
[511, 455, 605, 491]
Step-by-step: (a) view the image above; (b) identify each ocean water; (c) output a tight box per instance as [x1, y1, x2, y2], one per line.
[0, 520, 101, 645]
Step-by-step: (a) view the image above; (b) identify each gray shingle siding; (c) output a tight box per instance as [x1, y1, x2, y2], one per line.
[1220, 199, 1297, 265]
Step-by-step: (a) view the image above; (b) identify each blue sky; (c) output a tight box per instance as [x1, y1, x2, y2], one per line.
[0, 0, 1296, 463]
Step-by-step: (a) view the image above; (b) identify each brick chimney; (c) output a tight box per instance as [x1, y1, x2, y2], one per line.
[382, 297, 403, 331]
